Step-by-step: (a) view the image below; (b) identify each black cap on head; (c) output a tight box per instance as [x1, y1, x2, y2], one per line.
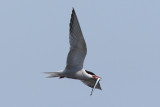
[85, 70, 95, 75]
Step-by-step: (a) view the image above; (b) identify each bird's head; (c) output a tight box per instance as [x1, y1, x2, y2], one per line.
[85, 70, 101, 79]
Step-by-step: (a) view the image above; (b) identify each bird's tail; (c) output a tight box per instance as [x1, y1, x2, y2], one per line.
[44, 71, 63, 78]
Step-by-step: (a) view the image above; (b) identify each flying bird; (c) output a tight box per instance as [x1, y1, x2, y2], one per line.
[45, 8, 102, 95]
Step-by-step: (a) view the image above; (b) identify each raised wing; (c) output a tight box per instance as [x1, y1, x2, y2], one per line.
[81, 79, 102, 90]
[65, 8, 87, 71]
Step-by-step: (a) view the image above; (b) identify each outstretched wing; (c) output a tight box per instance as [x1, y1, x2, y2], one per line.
[65, 8, 87, 71]
[81, 79, 102, 90]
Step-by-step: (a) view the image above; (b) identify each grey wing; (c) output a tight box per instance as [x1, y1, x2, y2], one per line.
[81, 79, 102, 90]
[65, 8, 87, 70]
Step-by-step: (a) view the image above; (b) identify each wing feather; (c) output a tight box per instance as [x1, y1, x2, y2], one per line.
[65, 8, 87, 70]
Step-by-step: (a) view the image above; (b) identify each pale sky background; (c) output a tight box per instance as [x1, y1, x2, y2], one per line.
[0, 0, 160, 107]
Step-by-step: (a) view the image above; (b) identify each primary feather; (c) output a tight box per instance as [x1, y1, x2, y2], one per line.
[65, 9, 87, 71]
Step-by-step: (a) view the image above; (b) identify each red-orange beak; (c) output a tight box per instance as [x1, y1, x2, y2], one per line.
[92, 75, 100, 79]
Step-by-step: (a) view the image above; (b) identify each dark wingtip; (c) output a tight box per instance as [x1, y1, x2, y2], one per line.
[72, 7, 75, 11]
[72, 8, 76, 15]
[70, 8, 76, 33]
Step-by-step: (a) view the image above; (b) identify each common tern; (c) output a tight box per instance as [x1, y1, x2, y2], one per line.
[45, 8, 102, 95]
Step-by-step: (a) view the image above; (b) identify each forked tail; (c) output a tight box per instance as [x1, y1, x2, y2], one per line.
[44, 71, 63, 78]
